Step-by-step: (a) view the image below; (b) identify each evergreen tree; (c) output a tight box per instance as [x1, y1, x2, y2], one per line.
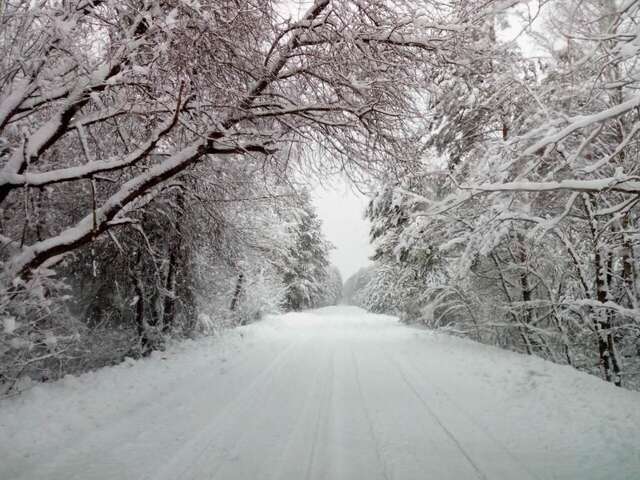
[319, 266, 344, 307]
[282, 192, 333, 311]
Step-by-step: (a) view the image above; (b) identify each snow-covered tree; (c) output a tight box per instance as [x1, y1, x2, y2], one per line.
[361, 0, 640, 388]
[1, 0, 514, 390]
[319, 265, 343, 307]
[281, 191, 333, 311]
[0, 0, 502, 280]
[342, 267, 373, 306]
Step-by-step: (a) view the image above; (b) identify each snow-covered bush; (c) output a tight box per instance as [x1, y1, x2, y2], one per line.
[233, 268, 287, 325]
[0, 272, 80, 395]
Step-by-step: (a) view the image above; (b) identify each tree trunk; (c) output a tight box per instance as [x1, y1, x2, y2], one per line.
[130, 252, 151, 356]
[516, 233, 537, 355]
[585, 194, 622, 386]
[490, 251, 532, 355]
[158, 191, 184, 333]
[161, 249, 178, 334]
[230, 273, 244, 312]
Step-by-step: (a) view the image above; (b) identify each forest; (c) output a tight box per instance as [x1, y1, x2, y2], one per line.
[2, 0, 640, 396]
[343, 0, 640, 391]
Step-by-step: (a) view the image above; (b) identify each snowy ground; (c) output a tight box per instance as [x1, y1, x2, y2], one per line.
[1, 306, 639, 480]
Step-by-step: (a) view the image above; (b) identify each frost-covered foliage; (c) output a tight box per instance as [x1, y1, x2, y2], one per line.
[281, 191, 334, 311]
[345, 182, 446, 319]
[2, 0, 498, 393]
[0, 0, 578, 394]
[318, 266, 343, 307]
[0, 161, 336, 392]
[353, 0, 640, 390]
[0, 0, 497, 281]
[342, 267, 373, 306]
[0, 271, 81, 390]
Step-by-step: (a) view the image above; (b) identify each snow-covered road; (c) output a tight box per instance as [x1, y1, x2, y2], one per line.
[2, 306, 640, 480]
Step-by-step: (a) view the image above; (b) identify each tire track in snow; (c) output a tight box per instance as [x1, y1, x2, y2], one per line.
[350, 345, 392, 480]
[266, 342, 330, 480]
[392, 347, 542, 480]
[383, 350, 490, 480]
[16, 337, 295, 480]
[303, 345, 335, 480]
[150, 336, 312, 480]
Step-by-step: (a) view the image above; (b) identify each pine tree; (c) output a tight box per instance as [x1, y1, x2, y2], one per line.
[281, 192, 333, 311]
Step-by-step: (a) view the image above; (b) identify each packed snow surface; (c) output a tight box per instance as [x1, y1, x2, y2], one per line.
[1, 307, 639, 479]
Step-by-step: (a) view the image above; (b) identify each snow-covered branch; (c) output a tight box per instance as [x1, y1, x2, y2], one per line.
[462, 178, 640, 194]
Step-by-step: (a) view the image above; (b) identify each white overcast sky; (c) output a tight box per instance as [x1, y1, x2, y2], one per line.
[312, 178, 373, 280]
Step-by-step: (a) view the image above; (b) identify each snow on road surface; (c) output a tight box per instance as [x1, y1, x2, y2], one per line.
[1, 306, 639, 480]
